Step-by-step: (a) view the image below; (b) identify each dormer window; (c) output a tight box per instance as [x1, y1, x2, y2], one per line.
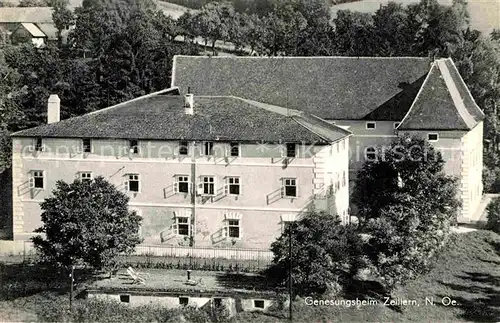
[366, 122, 376, 129]
[179, 141, 188, 155]
[129, 139, 139, 154]
[34, 137, 43, 152]
[82, 138, 92, 153]
[203, 142, 214, 156]
[286, 143, 296, 158]
[428, 133, 439, 142]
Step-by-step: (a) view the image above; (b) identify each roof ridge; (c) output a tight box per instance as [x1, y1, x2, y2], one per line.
[233, 97, 303, 117]
[173, 54, 431, 60]
[290, 116, 331, 143]
[436, 59, 476, 129]
[87, 87, 180, 116]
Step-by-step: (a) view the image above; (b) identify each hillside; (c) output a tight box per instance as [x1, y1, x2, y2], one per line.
[234, 230, 500, 322]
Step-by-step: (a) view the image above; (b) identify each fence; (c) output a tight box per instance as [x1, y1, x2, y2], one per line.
[1, 241, 274, 272]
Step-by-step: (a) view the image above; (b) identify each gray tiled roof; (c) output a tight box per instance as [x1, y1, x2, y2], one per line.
[172, 56, 432, 121]
[12, 93, 350, 144]
[398, 58, 484, 131]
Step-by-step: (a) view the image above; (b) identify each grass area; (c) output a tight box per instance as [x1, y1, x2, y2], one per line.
[234, 230, 500, 322]
[1, 230, 499, 322]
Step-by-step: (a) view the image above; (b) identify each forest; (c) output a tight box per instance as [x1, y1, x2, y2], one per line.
[2, 0, 500, 190]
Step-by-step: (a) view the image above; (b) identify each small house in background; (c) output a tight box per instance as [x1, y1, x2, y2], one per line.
[0, 7, 72, 47]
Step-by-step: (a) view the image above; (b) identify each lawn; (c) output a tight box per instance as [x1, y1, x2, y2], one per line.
[1, 230, 499, 322]
[234, 230, 500, 322]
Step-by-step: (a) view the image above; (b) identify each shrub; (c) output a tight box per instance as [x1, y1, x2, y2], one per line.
[486, 197, 500, 234]
[269, 211, 365, 296]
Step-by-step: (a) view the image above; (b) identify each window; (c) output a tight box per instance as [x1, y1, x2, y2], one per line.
[394, 122, 400, 129]
[428, 133, 439, 142]
[34, 137, 43, 152]
[335, 173, 341, 191]
[174, 175, 189, 194]
[202, 176, 215, 195]
[82, 138, 92, 153]
[286, 143, 296, 158]
[342, 171, 346, 187]
[282, 178, 297, 198]
[341, 139, 345, 151]
[80, 172, 92, 182]
[227, 219, 240, 238]
[179, 297, 189, 306]
[176, 217, 190, 236]
[126, 174, 140, 192]
[203, 142, 214, 155]
[230, 142, 240, 157]
[226, 177, 240, 195]
[366, 122, 376, 129]
[253, 300, 265, 309]
[179, 141, 188, 155]
[120, 295, 130, 303]
[29, 171, 44, 189]
[365, 147, 377, 161]
[129, 139, 139, 154]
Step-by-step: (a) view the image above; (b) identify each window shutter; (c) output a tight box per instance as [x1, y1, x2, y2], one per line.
[223, 220, 229, 238]
[171, 222, 178, 235]
[295, 178, 299, 197]
[173, 181, 179, 194]
[280, 181, 285, 198]
[29, 175, 34, 188]
[124, 177, 129, 191]
[41, 144, 46, 152]
[224, 178, 229, 195]
[197, 182, 204, 195]
[280, 147, 285, 158]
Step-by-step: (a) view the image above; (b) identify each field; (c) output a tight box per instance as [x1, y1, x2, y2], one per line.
[0, 230, 499, 322]
[330, 0, 499, 36]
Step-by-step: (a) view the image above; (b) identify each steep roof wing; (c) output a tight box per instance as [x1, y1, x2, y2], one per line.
[398, 59, 482, 131]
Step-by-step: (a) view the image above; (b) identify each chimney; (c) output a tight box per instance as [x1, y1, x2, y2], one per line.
[47, 94, 60, 124]
[184, 89, 194, 115]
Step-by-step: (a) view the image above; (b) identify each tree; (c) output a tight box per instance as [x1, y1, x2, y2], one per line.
[269, 211, 364, 295]
[352, 134, 460, 290]
[32, 176, 142, 271]
[332, 10, 375, 56]
[51, 0, 75, 45]
[486, 197, 500, 233]
[261, 3, 307, 56]
[195, 1, 237, 54]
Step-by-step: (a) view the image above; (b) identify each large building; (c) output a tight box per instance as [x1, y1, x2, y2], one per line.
[172, 56, 484, 223]
[10, 56, 484, 248]
[10, 88, 351, 248]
